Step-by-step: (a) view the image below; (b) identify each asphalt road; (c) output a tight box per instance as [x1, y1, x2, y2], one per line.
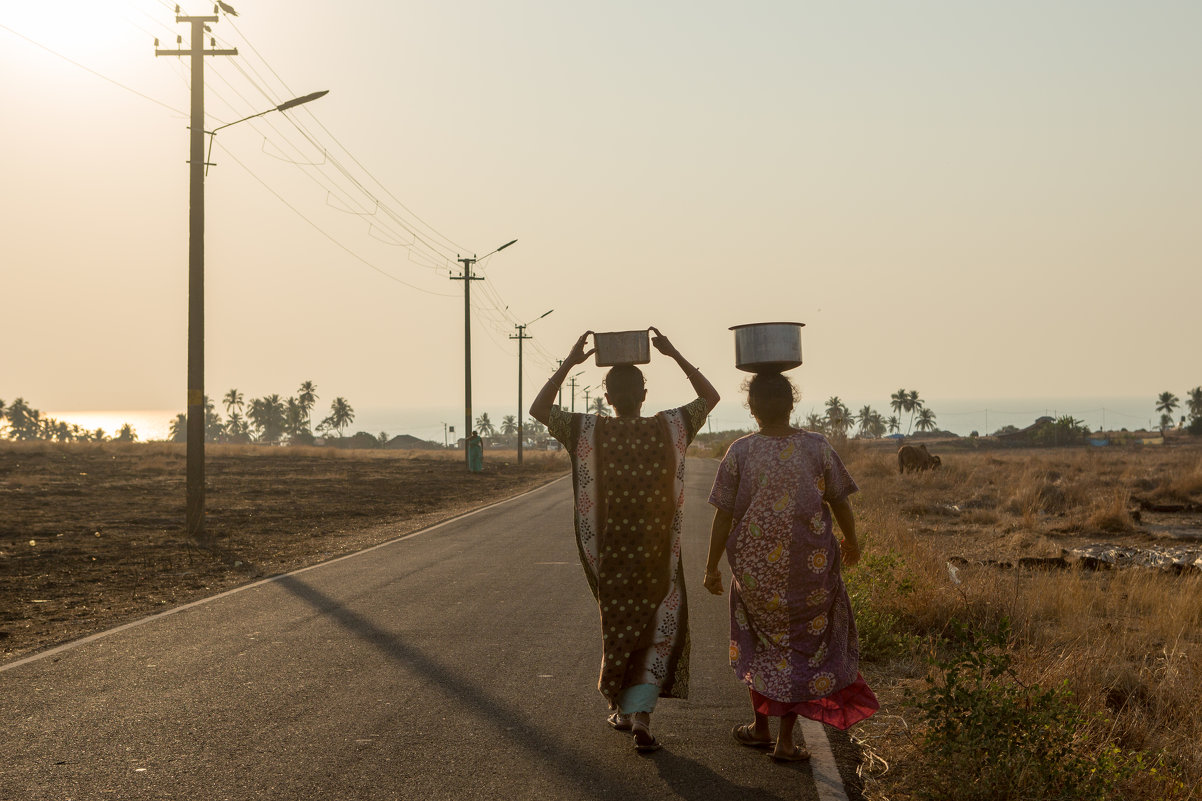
[1, 461, 865, 801]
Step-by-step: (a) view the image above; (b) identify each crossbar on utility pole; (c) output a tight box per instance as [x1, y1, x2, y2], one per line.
[156, 16, 236, 544]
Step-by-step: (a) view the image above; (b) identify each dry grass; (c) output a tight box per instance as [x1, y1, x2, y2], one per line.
[841, 441, 1202, 799]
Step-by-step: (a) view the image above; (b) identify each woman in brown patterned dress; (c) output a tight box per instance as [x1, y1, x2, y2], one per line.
[530, 329, 719, 752]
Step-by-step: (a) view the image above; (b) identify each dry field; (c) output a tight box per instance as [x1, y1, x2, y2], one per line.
[0, 441, 568, 663]
[839, 440, 1202, 799]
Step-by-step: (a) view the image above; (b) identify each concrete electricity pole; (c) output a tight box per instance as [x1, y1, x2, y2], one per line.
[451, 239, 516, 470]
[156, 13, 236, 544]
[568, 373, 584, 413]
[510, 309, 552, 465]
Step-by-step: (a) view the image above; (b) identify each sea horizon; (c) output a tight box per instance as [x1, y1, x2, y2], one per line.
[39, 395, 1171, 443]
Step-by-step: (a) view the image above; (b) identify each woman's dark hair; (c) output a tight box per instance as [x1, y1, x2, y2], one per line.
[743, 371, 799, 424]
[605, 365, 646, 415]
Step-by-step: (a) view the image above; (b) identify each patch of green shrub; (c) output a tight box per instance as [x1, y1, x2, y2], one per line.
[845, 551, 920, 663]
[904, 620, 1185, 800]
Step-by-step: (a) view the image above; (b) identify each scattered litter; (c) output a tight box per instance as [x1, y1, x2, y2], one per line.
[946, 562, 961, 585]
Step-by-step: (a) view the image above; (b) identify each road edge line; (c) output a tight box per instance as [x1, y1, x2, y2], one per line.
[801, 718, 850, 801]
[1, 474, 570, 673]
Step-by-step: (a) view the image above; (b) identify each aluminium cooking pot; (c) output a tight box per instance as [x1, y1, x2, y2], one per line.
[594, 329, 651, 367]
[730, 322, 804, 373]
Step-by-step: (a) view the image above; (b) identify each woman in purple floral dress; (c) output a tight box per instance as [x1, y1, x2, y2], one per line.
[704, 372, 878, 762]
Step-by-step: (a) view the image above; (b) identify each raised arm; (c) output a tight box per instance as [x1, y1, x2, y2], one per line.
[649, 326, 720, 413]
[529, 332, 594, 426]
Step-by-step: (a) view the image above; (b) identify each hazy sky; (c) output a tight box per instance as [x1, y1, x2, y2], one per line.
[3, 0, 1199, 430]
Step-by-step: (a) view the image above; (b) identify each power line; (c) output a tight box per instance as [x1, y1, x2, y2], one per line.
[217, 143, 458, 297]
[0, 22, 185, 116]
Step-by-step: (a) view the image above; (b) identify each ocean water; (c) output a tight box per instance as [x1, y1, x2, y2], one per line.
[43, 396, 1165, 443]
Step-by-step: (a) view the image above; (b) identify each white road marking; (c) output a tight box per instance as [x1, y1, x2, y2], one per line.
[802, 718, 850, 801]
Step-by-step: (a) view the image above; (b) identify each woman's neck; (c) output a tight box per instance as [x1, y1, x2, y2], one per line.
[756, 419, 795, 436]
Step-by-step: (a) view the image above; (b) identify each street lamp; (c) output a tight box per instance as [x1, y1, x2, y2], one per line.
[205, 90, 329, 175]
[163, 43, 325, 541]
[452, 238, 517, 470]
[511, 309, 553, 465]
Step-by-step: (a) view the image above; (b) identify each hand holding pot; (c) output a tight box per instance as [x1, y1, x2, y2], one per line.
[649, 326, 679, 359]
[566, 331, 595, 367]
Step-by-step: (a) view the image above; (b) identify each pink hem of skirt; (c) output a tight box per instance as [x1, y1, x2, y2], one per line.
[750, 674, 879, 730]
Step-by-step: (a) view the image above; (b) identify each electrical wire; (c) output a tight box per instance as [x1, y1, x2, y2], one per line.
[216, 141, 458, 298]
[0, 22, 185, 117]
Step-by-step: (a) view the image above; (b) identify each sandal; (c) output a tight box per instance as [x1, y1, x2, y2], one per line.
[732, 723, 773, 749]
[768, 745, 811, 763]
[632, 725, 662, 753]
[607, 712, 633, 732]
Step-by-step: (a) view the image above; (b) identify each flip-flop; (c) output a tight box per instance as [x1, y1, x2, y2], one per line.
[768, 745, 811, 763]
[732, 724, 773, 749]
[607, 712, 633, 732]
[632, 726, 662, 753]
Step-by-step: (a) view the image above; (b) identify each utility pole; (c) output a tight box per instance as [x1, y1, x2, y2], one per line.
[451, 239, 516, 471]
[555, 360, 564, 406]
[510, 324, 531, 465]
[451, 257, 482, 470]
[569, 373, 584, 413]
[509, 309, 552, 465]
[156, 13, 236, 544]
[583, 385, 592, 414]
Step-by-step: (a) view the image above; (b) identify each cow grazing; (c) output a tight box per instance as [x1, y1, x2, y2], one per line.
[898, 443, 942, 474]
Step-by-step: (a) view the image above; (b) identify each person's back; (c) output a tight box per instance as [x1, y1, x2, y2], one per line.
[529, 329, 719, 752]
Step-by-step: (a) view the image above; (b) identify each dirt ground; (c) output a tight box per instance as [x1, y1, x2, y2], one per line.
[0, 442, 568, 664]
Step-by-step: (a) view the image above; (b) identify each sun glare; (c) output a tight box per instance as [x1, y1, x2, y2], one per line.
[5, 0, 185, 71]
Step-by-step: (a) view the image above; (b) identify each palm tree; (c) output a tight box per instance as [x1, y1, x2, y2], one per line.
[204, 395, 225, 442]
[225, 411, 250, 443]
[825, 397, 852, 438]
[297, 381, 318, 429]
[856, 405, 876, 437]
[5, 398, 39, 441]
[248, 394, 288, 442]
[886, 415, 900, 435]
[222, 388, 244, 417]
[804, 412, 826, 433]
[1188, 387, 1202, 423]
[890, 389, 909, 422]
[590, 396, 611, 416]
[865, 411, 887, 438]
[500, 415, 518, 437]
[284, 398, 306, 439]
[169, 414, 188, 442]
[914, 407, 938, 433]
[475, 412, 496, 437]
[905, 390, 925, 435]
[1155, 391, 1179, 414]
[115, 423, 138, 442]
[320, 397, 355, 437]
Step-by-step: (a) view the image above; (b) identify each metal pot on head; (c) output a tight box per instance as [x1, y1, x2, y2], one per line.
[594, 329, 651, 367]
[730, 322, 804, 373]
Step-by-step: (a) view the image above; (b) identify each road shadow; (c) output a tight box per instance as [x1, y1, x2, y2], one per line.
[651, 748, 792, 801]
[275, 573, 660, 800]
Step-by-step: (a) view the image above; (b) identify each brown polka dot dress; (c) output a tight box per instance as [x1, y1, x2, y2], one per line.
[547, 397, 708, 706]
